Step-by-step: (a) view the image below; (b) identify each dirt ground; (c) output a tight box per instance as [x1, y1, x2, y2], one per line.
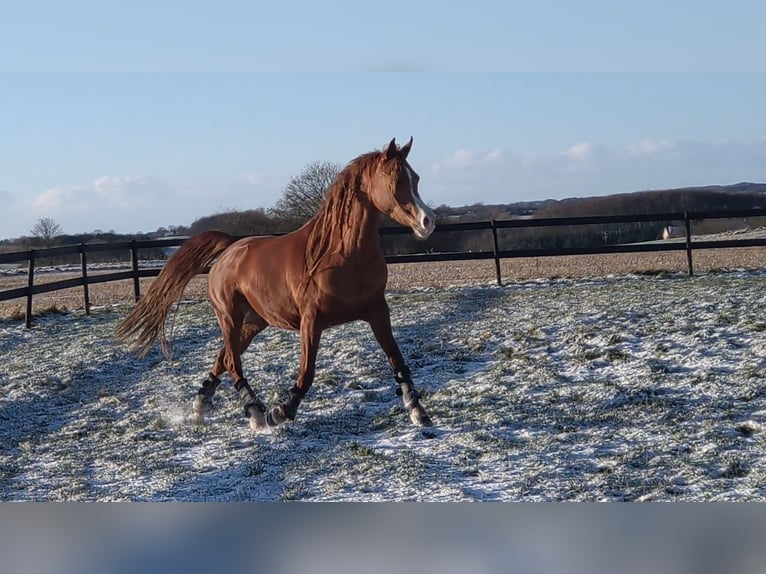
[1, 246, 764, 319]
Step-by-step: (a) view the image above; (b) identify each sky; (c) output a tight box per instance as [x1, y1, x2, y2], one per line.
[1, 1, 765, 239]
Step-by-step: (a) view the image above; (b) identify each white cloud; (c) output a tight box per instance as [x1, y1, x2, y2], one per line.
[423, 138, 766, 208]
[627, 139, 677, 157]
[7, 171, 287, 238]
[560, 142, 609, 174]
[562, 142, 594, 161]
[25, 175, 189, 234]
[430, 147, 505, 172]
[92, 175, 174, 208]
[32, 176, 176, 214]
[486, 148, 504, 161]
[32, 185, 88, 211]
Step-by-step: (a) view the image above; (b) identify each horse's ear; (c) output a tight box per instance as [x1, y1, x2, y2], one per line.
[384, 138, 398, 160]
[400, 136, 413, 159]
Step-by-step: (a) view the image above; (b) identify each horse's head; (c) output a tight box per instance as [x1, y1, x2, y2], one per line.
[369, 137, 436, 240]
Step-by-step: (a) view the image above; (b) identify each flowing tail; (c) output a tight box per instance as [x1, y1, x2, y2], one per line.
[116, 230, 235, 358]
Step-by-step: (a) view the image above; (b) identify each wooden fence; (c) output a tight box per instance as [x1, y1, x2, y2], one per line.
[2, 207, 766, 327]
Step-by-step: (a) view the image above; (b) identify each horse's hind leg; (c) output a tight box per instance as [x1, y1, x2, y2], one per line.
[194, 308, 269, 430]
[228, 315, 270, 431]
[191, 371, 222, 423]
[366, 300, 432, 427]
[232, 317, 268, 430]
[191, 321, 265, 422]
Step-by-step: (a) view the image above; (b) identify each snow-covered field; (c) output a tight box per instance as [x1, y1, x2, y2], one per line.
[2, 270, 766, 501]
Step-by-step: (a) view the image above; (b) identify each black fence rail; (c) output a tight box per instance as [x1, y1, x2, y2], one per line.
[3, 207, 766, 327]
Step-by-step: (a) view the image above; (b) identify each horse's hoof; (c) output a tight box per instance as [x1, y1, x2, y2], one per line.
[410, 409, 433, 427]
[193, 394, 214, 415]
[268, 401, 300, 425]
[246, 402, 269, 431]
[249, 412, 270, 432]
[267, 405, 288, 427]
[190, 411, 206, 426]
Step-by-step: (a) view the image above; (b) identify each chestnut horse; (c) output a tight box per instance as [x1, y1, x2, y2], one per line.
[116, 138, 436, 430]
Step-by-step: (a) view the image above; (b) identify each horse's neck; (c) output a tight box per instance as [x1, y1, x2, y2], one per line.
[312, 187, 381, 258]
[345, 198, 381, 255]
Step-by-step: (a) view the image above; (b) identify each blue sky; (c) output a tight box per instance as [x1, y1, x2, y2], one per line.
[1, 2, 765, 238]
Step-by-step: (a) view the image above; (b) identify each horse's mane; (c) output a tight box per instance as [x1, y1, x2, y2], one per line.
[302, 149, 391, 286]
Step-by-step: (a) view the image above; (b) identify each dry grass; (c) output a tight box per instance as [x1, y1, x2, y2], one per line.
[1, 247, 765, 319]
[387, 247, 766, 288]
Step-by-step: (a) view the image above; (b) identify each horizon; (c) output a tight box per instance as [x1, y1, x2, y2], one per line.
[4, 179, 765, 242]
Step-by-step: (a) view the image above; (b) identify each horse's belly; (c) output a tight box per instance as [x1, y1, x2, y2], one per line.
[264, 313, 301, 331]
[313, 290, 380, 327]
[245, 290, 301, 331]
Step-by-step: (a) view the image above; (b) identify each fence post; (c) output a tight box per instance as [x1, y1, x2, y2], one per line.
[131, 240, 141, 301]
[26, 249, 35, 328]
[80, 243, 91, 315]
[684, 211, 693, 277]
[491, 220, 502, 286]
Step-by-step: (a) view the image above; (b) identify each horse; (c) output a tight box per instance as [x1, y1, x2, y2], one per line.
[116, 137, 436, 431]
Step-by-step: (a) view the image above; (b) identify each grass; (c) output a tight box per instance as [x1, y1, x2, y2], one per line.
[1, 307, 25, 321]
[715, 457, 751, 479]
[3, 272, 766, 501]
[1, 303, 68, 322]
[606, 348, 632, 361]
[348, 441, 378, 458]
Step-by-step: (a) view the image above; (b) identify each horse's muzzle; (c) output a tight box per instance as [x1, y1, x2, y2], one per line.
[412, 209, 436, 240]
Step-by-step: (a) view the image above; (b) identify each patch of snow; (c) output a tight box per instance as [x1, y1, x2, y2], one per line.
[2, 271, 766, 500]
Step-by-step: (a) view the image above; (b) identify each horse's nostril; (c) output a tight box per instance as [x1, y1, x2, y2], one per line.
[423, 216, 430, 228]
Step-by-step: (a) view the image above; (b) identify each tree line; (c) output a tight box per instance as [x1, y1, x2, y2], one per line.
[185, 185, 766, 255]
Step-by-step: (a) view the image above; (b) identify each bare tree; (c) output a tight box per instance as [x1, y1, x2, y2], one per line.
[271, 161, 341, 221]
[30, 217, 63, 245]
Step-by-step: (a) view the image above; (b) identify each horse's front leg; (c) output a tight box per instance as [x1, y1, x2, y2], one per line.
[267, 313, 322, 426]
[367, 301, 432, 427]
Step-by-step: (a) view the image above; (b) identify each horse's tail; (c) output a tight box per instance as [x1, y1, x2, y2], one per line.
[116, 230, 235, 358]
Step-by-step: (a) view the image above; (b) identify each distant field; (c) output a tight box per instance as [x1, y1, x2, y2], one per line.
[2, 245, 766, 318]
